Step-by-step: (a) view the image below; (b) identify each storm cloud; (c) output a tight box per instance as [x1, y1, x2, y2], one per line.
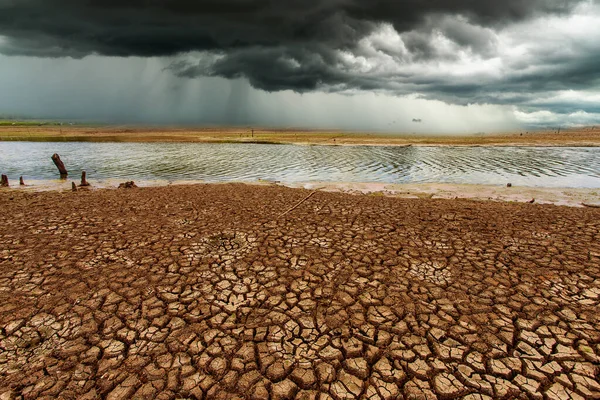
[0, 1, 578, 56]
[0, 0, 599, 128]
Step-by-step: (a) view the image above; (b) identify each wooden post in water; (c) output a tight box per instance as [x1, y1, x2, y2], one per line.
[1, 175, 8, 187]
[71, 182, 77, 192]
[19, 176, 24, 186]
[80, 171, 90, 187]
[51, 154, 68, 178]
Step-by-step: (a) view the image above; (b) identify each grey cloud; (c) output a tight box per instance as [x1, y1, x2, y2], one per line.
[170, 47, 350, 92]
[435, 16, 498, 57]
[0, 0, 598, 125]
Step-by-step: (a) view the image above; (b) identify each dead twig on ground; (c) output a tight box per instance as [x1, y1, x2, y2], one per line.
[582, 203, 600, 208]
[277, 191, 317, 219]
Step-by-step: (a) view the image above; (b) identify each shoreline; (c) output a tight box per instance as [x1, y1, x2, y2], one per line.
[3, 138, 600, 148]
[1, 125, 600, 147]
[4, 179, 600, 208]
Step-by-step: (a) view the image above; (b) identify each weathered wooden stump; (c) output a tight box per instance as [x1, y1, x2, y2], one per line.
[51, 154, 68, 178]
[1, 175, 8, 187]
[19, 176, 25, 186]
[80, 171, 90, 187]
[72, 182, 77, 192]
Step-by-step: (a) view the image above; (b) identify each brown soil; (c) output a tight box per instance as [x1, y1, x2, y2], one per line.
[1, 126, 600, 146]
[0, 184, 599, 399]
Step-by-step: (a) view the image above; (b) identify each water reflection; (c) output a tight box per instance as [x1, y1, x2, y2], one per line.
[1, 142, 599, 188]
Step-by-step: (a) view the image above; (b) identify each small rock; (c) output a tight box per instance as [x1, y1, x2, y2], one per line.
[118, 181, 138, 189]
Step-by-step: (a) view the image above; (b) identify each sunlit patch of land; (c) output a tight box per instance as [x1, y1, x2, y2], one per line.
[1, 125, 600, 146]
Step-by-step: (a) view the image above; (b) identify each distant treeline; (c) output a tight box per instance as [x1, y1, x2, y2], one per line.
[0, 120, 70, 126]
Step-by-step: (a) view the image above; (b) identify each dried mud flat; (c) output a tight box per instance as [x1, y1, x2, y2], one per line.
[0, 184, 599, 400]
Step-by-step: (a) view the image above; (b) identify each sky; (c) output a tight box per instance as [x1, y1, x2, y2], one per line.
[0, 0, 599, 133]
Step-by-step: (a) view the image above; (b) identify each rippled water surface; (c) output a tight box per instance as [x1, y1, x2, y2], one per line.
[1, 142, 599, 187]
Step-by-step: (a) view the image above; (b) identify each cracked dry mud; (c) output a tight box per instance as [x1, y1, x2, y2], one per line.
[1, 184, 599, 400]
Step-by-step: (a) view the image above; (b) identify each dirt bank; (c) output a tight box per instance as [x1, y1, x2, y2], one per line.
[1, 125, 600, 146]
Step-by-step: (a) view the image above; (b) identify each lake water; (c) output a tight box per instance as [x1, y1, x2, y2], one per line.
[1, 142, 600, 188]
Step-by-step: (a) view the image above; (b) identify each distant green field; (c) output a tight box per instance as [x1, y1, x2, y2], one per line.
[0, 120, 64, 126]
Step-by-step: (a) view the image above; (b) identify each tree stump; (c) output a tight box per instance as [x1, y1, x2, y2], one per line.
[80, 171, 90, 187]
[1, 175, 8, 187]
[19, 176, 25, 186]
[51, 154, 68, 178]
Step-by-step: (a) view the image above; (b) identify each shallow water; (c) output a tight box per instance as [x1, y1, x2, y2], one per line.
[1, 142, 600, 188]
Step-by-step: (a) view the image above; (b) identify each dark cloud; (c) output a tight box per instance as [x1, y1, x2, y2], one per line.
[170, 47, 350, 92]
[0, 1, 582, 59]
[0, 0, 597, 120]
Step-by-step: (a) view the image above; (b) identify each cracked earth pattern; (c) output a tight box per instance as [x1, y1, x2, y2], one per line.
[1, 184, 599, 400]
